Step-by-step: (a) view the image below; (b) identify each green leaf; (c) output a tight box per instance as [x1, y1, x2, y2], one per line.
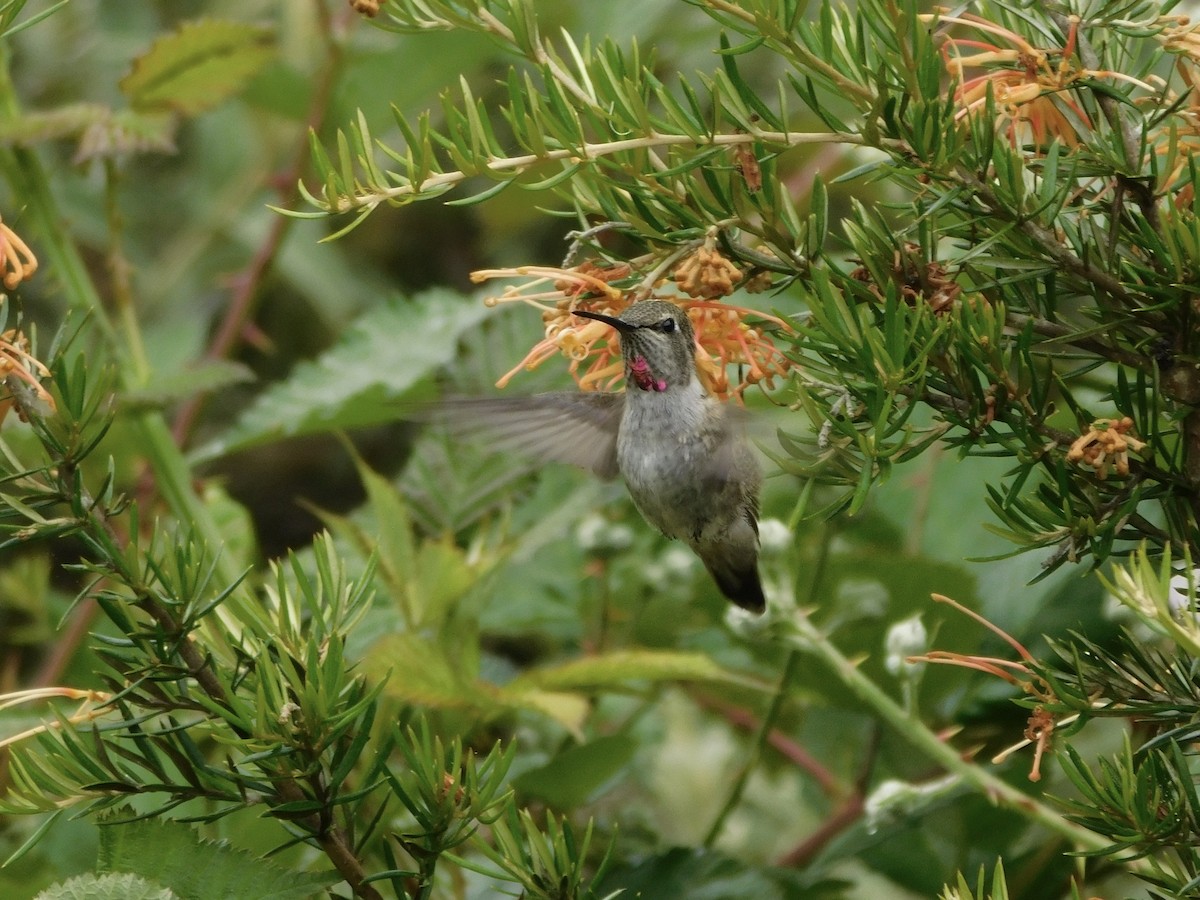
[512, 734, 637, 808]
[123, 359, 254, 408]
[315, 450, 485, 628]
[189, 290, 491, 463]
[0, 104, 110, 145]
[35, 873, 178, 900]
[366, 632, 486, 709]
[74, 110, 177, 161]
[93, 813, 336, 900]
[365, 633, 591, 732]
[0, 102, 176, 160]
[120, 20, 275, 115]
[509, 649, 752, 692]
[492, 687, 590, 734]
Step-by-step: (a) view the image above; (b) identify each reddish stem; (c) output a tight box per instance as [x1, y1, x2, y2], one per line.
[170, 7, 347, 449]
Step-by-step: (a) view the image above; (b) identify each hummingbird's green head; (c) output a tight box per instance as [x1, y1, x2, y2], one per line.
[574, 300, 697, 392]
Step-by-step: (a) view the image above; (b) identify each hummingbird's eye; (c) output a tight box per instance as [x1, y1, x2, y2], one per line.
[659, 318, 676, 333]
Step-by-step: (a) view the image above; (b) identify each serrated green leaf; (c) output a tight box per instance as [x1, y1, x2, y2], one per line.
[36, 872, 178, 900]
[510, 649, 750, 692]
[93, 813, 336, 900]
[189, 290, 491, 464]
[120, 20, 274, 115]
[365, 633, 590, 731]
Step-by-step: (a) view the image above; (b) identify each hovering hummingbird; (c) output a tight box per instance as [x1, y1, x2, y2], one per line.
[439, 300, 765, 613]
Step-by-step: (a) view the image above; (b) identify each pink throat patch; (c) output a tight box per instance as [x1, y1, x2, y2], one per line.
[629, 356, 667, 392]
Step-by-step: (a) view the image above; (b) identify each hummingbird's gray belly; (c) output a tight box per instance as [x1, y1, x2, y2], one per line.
[615, 391, 742, 544]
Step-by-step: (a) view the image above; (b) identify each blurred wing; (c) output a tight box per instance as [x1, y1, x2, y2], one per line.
[432, 392, 624, 480]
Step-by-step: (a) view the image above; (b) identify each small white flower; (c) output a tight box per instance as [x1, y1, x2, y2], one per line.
[575, 512, 634, 554]
[757, 518, 790, 554]
[643, 546, 697, 591]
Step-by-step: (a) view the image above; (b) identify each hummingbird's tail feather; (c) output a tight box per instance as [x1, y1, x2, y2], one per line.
[700, 552, 766, 614]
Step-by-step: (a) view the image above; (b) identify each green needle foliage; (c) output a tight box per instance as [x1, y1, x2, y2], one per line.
[297, 0, 1200, 894]
[8, 0, 1200, 898]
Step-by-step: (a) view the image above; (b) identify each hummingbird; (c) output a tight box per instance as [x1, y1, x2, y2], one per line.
[438, 300, 765, 613]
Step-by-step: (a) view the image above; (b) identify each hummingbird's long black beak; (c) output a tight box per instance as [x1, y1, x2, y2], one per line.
[572, 309, 636, 333]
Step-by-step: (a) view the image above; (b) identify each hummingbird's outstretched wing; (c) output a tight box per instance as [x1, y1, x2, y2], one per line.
[430, 392, 624, 480]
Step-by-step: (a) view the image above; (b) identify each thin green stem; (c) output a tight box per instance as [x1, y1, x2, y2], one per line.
[102, 157, 149, 383]
[0, 49, 246, 622]
[322, 129, 889, 215]
[782, 612, 1128, 858]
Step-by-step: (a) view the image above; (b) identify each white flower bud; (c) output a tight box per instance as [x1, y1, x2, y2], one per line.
[863, 774, 960, 834]
[757, 518, 790, 555]
[884, 613, 928, 676]
[575, 512, 634, 555]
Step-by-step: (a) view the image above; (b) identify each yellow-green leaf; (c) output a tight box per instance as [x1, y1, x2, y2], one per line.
[367, 633, 483, 709]
[491, 687, 589, 735]
[510, 649, 752, 693]
[120, 20, 274, 115]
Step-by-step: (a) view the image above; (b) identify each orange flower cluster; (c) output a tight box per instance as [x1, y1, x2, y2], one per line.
[0, 328, 56, 427]
[1067, 417, 1147, 479]
[1154, 18, 1200, 201]
[675, 246, 743, 299]
[470, 260, 793, 400]
[929, 11, 1091, 147]
[0, 216, 53, 428]
[0, 217, 37, 290]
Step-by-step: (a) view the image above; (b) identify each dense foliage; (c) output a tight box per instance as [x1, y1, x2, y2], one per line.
[3, 0, 1200, 898]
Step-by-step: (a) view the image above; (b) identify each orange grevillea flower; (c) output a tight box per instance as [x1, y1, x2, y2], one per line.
[909, 593, 1067, 783]
[0, 217, 37, 291]
[1150, 19, 1200, 201]
[929, 11, 1154, 149]
[470, 262, 794, 400]
[928, 11, 1091, 147]
[0, 328, 56, 427]
[1067, 417, 1148, 480]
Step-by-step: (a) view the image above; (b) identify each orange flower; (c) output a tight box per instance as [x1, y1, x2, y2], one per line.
[0, 216, 37, 291]
[1067, 417, 1147, 479]
[471, 262, 794, 399]
[0, 328, 56, 427]
[930, 11, 1091, 147]
[909, 593, 1063, 782]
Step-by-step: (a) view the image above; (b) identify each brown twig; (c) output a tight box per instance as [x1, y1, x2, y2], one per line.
[170, 2, 348, 449]
[31, 599, 100, 688]
[693, 691, 843, 800]
[775, 725, 881, 868]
